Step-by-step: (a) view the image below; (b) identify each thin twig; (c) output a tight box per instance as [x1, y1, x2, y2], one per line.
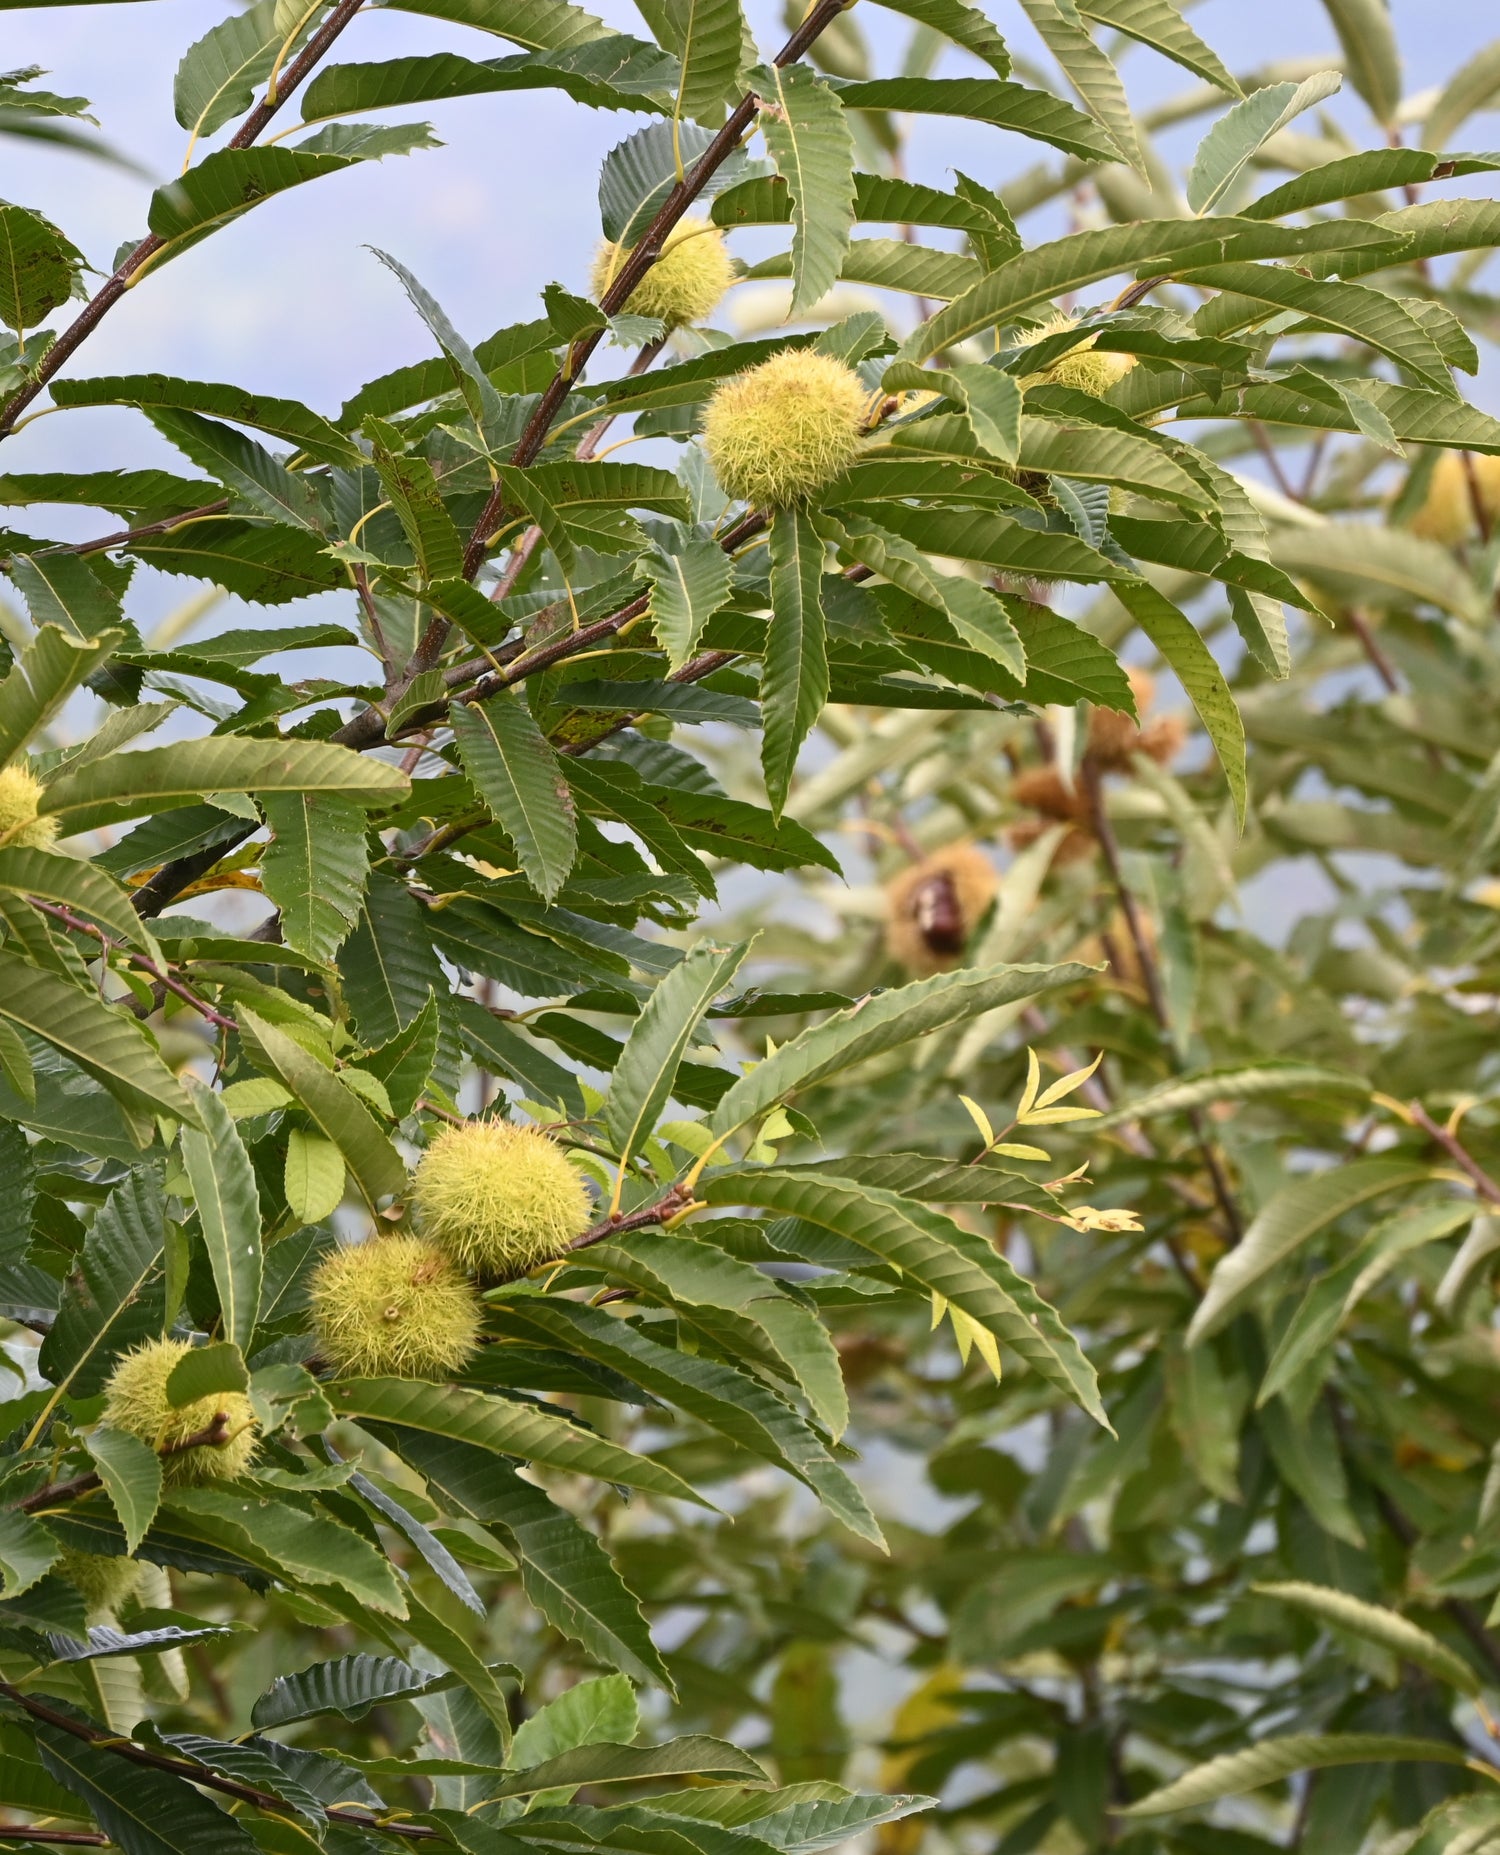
[567, 1183, 696, 1253]
[1247, 420, 1299, 502]
[16, 1414, 232, 1512]
[0, 0, 369, 439]
[0, 1686, 443, 1841]
[490, 335, 667, 604]
[442, 0, 851, 619]
[1407, 1100, 1500, 1207]
[13, 499, 230, 560]
[0, 1833, 109, 1846]
[31, 900, 236, 1031]
[1081, 763, 1244, 1246]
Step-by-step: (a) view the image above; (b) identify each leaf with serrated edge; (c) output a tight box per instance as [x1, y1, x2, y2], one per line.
[451, 695, 577, 901]
[753, 63, 856, 316]
[1187, 1157, 1434, 1345]
[1254, 1581, 1478, 1695]
[605, 940, 749, 1170]
[1186, 70, 1343, 214]
[1122, 1734, 1472, 1818]
[180, 1082, 262, 1354]
[326, 1378, 712, 1507]
[701, 1168, 1108, 1426]
[81, 1429, 162, 1557]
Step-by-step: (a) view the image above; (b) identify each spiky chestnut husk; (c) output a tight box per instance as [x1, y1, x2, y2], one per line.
[703, 350, 869, 509]
[56, 1547, 142, 1619]
[1410, 451, 1500, 545]
[885, 844, 999, 976]
[590, 217, 734, 331]
[308, 1235, 482, 1379]
[1011, 767, 1088, 822]
[0, 763, 58, 849]
[414, 1119, 593, 1279]
[102, 1337, 259, 1484]
[1086, 668, 1154, 768]
[1016, 311, 1136, 399]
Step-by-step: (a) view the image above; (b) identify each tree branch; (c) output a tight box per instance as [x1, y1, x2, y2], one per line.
[31, 900, 236, 1031]
[0, 1685, 443, 1842]
[16, 1414, 234, 1512]
[1407, 1099, 1500, 1207]
[1080, 760, 1244, 1246]
[0, 0, 369, 440]
[441, 0, 851, 615]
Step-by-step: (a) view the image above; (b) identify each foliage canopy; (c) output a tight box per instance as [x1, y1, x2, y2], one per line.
[3, 0, 1500, 1849]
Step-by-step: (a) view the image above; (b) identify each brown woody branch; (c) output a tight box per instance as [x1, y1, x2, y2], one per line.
[0, 1687, 441, 1842]
[15, 1414, 233, 1512]
[30, 900, 236, 1031]
[1080, 760, 1244, 1246]
[0, 1833, 109, 1846]
[1407, 1100, 1500, 1207]
[130, 0, 841, 919]
[567, 1182, 696, 1252]
[0, 0, 369, 440]
[439, 0, 852, 613]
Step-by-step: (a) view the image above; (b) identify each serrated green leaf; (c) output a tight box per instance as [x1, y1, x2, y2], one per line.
[0, 955, 198, 1129]
[753, 64, 856, 318]
[1186, 70, 1343, 214]
[635, 520, 734, 672]
[48, 374, 361, 468]
[1091, 1063, 1369, 1129]
[36, 1168, 165, 1402]
[605, 939, 749, 1170]
[253, 1654, 462, 1728]
[0, 1506, 60, 1598]
[501, 1293, 868, 1527]
[1017, 0, 1147, 178]
[6, 551, 121, 638]
[1122, 1734, 1472, 1818]
[365, 416, 465, 581]
[260, 791, 370, 965]
[383, 0, 613, 54]
[35, 1724, 262, 1855]
[1110, 577, 1246, 825]
[671, 0, 744, 123]
[1076, 0, 1239, 95]
[162, 1484, 408, 1615]
[0, 202, 82, 333]
[174, 0, 280, 138]
[762, 509, 830, 816]
[39, 737, 407, 837]
[903, 214, 1400, 361]
[864, 0, 1009, 73]
[148, 137, 429, 253]
[180, 1082, 262, 1354]
[834, 76, 1118, 162]
[1319, 0, 1401, 127]
[0, 626, 121, 767]
[240, 1009, 405, 1209]
[450, 695, 578, 901]
[709, 962, 1088, 1138]
[703, 1168, 1108, 1426]
[145, 406, 324, 530]
[1255, 1580, 1478, 1695]
[0, 846, 153, 951]
[391, 1430, 670, 1687]
[328, 1379, 710, 1506]
[1188, 1157, 1434, 1345]
[283, 1128, 346, 1225]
